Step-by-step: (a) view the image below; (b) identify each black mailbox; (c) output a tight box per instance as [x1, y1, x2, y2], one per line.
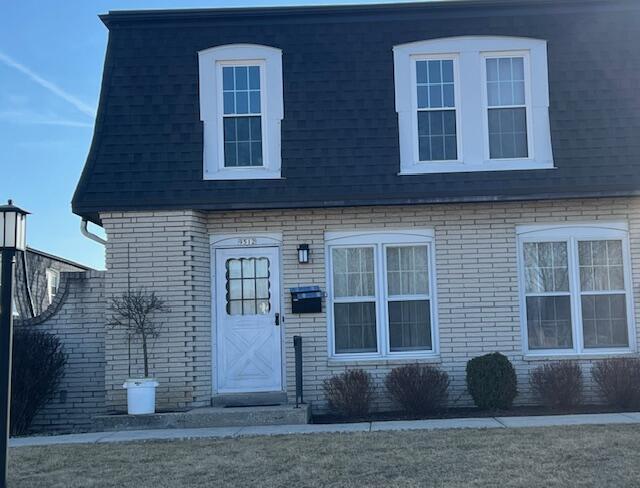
[290, 286, 323, 314]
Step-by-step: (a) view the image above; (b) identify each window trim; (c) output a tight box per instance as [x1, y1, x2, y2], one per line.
[325, 230, 439, 361]
[393, 36, 554, 175]
[480, 50, 534, 162]
[516, 223, 636, 357]
[198, 44, 283, 180]
[411, 54, 463, 164]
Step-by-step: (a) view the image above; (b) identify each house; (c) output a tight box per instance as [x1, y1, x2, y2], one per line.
[13, 248, 90, 319]
[69, 0, 640, 417]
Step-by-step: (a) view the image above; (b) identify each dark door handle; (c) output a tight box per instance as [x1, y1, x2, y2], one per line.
[275, 313, 280, 326]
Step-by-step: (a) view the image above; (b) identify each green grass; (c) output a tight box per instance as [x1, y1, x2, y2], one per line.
[10, 425, 640, 487]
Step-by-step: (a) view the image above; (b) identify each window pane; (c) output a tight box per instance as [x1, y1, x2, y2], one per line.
[248, 66, 260, 89]
[223, 117, 263, 167]
[226, 258, 271, 316]
[388, 300, 432, 351]
[579, 240, 625, 291]
[486, 56, 525, 107]
[582, 294, 629, 348]
[386, 246, 429, 296]
[523, 242, 569, 293]
[332, 247, 375, 298]
[526, 296, 573, 349]
[221, 65, 261, 116]
[334, 302, 377, 353]
[418, 111, 457, 161]
[416, 59, 455, 109]
[488, 107, 528, 158]
[222, 67, 234, 90]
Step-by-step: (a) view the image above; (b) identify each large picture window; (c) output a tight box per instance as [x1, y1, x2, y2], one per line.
[326, 231, 438, 359]
[518, 224, 635, 355]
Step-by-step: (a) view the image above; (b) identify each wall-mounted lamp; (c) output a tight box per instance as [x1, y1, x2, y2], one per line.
[297, 244, 310, 264]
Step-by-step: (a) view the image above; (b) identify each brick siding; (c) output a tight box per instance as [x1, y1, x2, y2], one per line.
[99, 197, 640, 412]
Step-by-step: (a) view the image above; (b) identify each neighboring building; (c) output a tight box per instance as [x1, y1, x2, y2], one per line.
[13, 248, 90, 319]
[70, 0, 640, 415]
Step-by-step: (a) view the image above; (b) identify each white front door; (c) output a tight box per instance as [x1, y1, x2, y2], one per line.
[215, 246, 282, 393]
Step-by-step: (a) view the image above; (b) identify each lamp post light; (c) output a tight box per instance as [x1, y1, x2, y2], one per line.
[0, 200, 28, 487]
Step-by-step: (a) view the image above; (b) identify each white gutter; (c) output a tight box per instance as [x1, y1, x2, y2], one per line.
[81, 219, 107, 246]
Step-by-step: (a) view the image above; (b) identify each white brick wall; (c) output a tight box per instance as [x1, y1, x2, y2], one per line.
[101, 211, 211, 411]
[101, 197, 640, 412]
[16, 270, 107, 432]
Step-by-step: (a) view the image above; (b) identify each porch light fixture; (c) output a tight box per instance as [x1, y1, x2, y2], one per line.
[0, 199, 29, 486]
[297, 244, 310, 264]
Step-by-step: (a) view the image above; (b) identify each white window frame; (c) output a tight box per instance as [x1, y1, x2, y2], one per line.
[325, 230, 439, 361]
[393, 36, 554, 174]
[516, 222, 636, 358]
[198, 44, 283, 180]
[481, 50, 534, 162]
[46, 268, 60, 304]
[411, 54, 463, 164]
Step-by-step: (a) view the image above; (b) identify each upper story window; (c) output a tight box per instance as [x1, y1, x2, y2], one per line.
[393, 37, 553, 174]
[46, 268, 60, 304]
[517, 223, 636, 357]
[199, 44, 283, 180]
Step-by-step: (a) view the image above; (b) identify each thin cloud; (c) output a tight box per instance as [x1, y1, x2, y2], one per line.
[0, 110, 93, 128]
[0, 50, 96, 118]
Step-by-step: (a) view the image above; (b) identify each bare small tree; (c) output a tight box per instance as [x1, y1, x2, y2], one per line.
[108, 289, 169, 378]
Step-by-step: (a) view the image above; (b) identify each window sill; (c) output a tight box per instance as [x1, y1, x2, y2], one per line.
[523, 351, 636, 361]
[328, 355, 440, 367]
[399, 160, 555, 175]
[204, 168, 282, 180]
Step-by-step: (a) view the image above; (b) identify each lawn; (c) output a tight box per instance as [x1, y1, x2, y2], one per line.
[9, 425, 640, 487]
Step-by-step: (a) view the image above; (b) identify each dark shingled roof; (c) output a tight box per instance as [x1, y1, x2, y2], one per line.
[73, 0, 640, 224]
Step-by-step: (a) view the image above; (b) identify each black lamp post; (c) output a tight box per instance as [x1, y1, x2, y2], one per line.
[0, 200, 28, 487]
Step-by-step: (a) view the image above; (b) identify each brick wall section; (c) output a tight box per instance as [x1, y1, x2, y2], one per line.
[15, 270, 106, 433]
[100, 198, 640, 413]
[206, 198, 640, 411]
[100, 211, 211, 412]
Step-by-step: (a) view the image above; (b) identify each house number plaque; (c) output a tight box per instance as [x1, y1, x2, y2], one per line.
[238, 238, 257, 246]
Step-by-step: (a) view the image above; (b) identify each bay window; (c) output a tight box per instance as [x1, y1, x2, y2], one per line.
[326, 231, 438, 359]
[517, 224, 635, 356]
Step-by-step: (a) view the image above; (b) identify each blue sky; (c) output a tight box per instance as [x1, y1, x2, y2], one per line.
[0, 0, 417, 270]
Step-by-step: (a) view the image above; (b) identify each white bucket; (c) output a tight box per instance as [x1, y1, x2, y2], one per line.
[123, 378, 159, 415]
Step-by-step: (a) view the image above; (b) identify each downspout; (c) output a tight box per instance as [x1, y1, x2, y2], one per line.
[81, 219, 107, 246]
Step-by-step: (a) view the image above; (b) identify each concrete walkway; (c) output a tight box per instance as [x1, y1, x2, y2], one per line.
[10, 412, 640, 448]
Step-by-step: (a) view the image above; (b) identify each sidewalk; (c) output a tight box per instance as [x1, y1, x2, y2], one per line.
[11, 411, 640, 448]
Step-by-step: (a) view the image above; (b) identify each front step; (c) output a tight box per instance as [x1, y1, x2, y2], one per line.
[212, 391, 288, 407]
[94, 404, 311, 432]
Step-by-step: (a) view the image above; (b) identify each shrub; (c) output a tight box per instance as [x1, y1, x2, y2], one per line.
[385, 363, 449, 415]
[592, 358, 640, 409]
[11, 328, 67, 435]
[323, 369, 374, 418]
[530, 361, 583, 408]
[466, 352, 518, 410]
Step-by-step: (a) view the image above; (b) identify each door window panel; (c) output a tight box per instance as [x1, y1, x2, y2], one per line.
[226, 257, 271, 315]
